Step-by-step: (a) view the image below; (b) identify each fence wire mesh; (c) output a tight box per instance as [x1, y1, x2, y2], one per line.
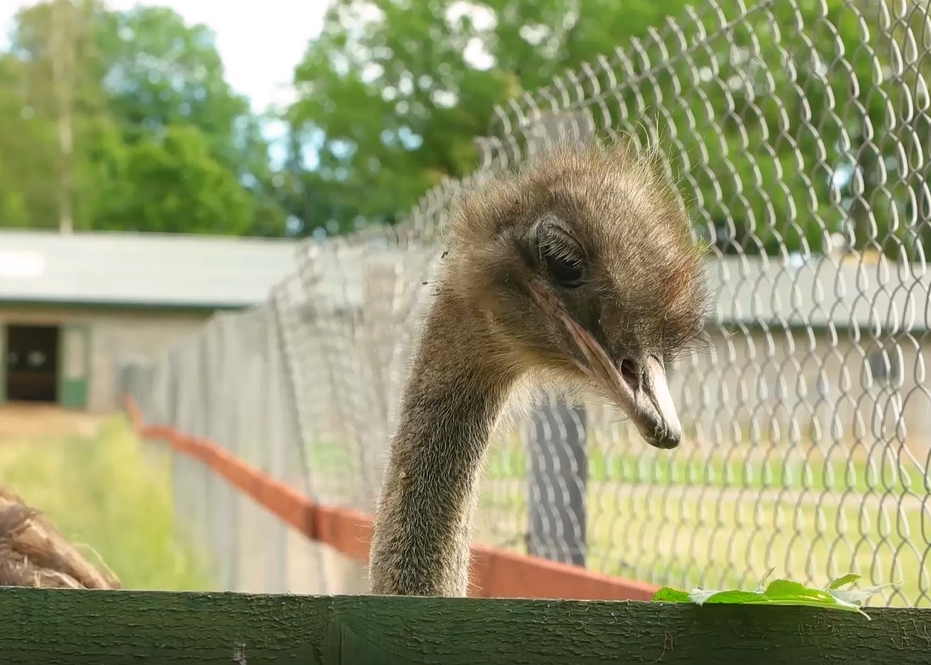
[120, 0, 931, 606]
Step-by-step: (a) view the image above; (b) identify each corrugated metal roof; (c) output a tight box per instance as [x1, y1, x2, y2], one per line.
[301, 244, 931, 334]
[710, 254, 931, 333]
[3, 229, 928, 333]
[0, 230, 300, 309]
[296, 242, 436, 316]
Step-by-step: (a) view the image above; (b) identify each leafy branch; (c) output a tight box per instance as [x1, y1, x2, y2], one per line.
[652, 570, 898, 620]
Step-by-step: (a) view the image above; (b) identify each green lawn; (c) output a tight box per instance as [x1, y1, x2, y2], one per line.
[476, 479, 931, 608]
[0, 417, 213, 591]
[308, 432, 928, 496]
[483, 438, 928, 495]
[476, 430, 931, 607]
[306, 434, 931, 606]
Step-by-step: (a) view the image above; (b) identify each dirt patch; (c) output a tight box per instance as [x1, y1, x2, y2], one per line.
[0, 403, 110, 440]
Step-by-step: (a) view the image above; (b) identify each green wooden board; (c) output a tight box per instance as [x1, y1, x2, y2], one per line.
[0, 589, 929, 664]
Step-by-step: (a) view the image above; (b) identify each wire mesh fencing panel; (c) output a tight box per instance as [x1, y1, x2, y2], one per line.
[483, 0, 931, 606]
[122, 0, 931, 607]
[119, 300, 352, 594]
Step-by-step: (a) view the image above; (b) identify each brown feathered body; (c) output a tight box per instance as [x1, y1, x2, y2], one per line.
[0, 485, 120, 589]
[369, 137, 711, 596]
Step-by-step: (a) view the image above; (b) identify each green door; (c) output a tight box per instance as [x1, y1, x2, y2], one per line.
[58, 323, 89, 409]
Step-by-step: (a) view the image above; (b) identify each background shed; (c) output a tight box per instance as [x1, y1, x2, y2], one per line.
[0, 230, 299, 412]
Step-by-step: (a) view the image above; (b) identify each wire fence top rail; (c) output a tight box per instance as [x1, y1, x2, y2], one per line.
[121, 0, 931, 607]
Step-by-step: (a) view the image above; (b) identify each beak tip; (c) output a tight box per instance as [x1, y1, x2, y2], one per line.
[643, 428, 682, 450]
[634, 356, 681, 450]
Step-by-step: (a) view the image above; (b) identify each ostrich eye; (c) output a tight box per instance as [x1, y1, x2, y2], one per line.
[535, 216, 587, 288]
[541, 245, 585, 288]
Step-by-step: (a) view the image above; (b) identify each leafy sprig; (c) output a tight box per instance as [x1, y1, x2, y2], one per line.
[651, 570, 897, 620]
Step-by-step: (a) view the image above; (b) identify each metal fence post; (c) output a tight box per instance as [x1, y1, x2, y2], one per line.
[525, 393, 588, 567]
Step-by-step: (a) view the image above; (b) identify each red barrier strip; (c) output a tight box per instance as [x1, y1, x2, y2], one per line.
[122, 394, 660, 601]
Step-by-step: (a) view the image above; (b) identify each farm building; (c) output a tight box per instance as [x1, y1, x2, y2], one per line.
[0, 230, 299, 412]
[678, 251, 931, 459]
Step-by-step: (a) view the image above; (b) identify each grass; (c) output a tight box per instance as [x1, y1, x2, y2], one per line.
[484, 439, 929, 495]
[477, 478, 931, 608]
[0, 416, 213, 591]
[476, 434, 931, 607]
[16, 406, 919, 603]
[307, 432, 931, 606]
[310, 432, 929, 496]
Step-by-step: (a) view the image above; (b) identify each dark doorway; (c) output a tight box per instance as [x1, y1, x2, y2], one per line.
[5, 325, 60, 403]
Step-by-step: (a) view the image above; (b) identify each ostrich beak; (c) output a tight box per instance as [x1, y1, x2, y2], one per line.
[527, 283, 682, 449]
[557, 309, 682, 449]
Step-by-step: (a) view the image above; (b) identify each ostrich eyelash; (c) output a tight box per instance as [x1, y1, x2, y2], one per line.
[538, 225, 586, 264]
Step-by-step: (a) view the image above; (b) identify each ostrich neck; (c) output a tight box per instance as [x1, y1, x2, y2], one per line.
[368, 292, 514, 596]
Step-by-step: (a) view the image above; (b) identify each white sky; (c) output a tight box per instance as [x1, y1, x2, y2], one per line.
[0, 0, 329, 113]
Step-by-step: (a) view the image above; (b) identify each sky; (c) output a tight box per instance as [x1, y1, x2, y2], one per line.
[0, 0, 329, 114]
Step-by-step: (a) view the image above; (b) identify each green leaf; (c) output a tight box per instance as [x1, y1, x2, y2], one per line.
[763, 580, 837, 604]
[695, 590, 767, 605]
[651, 587, 691, 603]
[827, 574, 860, 590]
[651, 572, 894, 620]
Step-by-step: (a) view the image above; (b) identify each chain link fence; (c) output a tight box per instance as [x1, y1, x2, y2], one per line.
[121, 0, 931, 606]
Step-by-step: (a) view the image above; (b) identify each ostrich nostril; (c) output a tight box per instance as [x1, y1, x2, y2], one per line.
[620, 358, 639, 391]
[648, 430, 681, 450]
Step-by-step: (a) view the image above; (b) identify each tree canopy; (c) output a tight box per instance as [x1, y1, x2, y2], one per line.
[288, 0, 931, 259]
[0, 0, 286, 235]
[1, 0, 927, 259]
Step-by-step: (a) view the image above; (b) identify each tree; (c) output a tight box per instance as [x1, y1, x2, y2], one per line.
[94, 7, 246, 155]
[1, 0, 104, 232]
[92, 5, 287, 234]
[290, 0, 931, 260]
[1, 0, 287, 236]
[106, 124, 253, 234]
[288, 0, 693, 226]
[269, 121, 369, 237]
[48, 0, 79, 232]
[0, 54, 47, 228]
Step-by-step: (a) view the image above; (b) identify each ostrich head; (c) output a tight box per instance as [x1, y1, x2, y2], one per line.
[442, 137, 711, 449]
